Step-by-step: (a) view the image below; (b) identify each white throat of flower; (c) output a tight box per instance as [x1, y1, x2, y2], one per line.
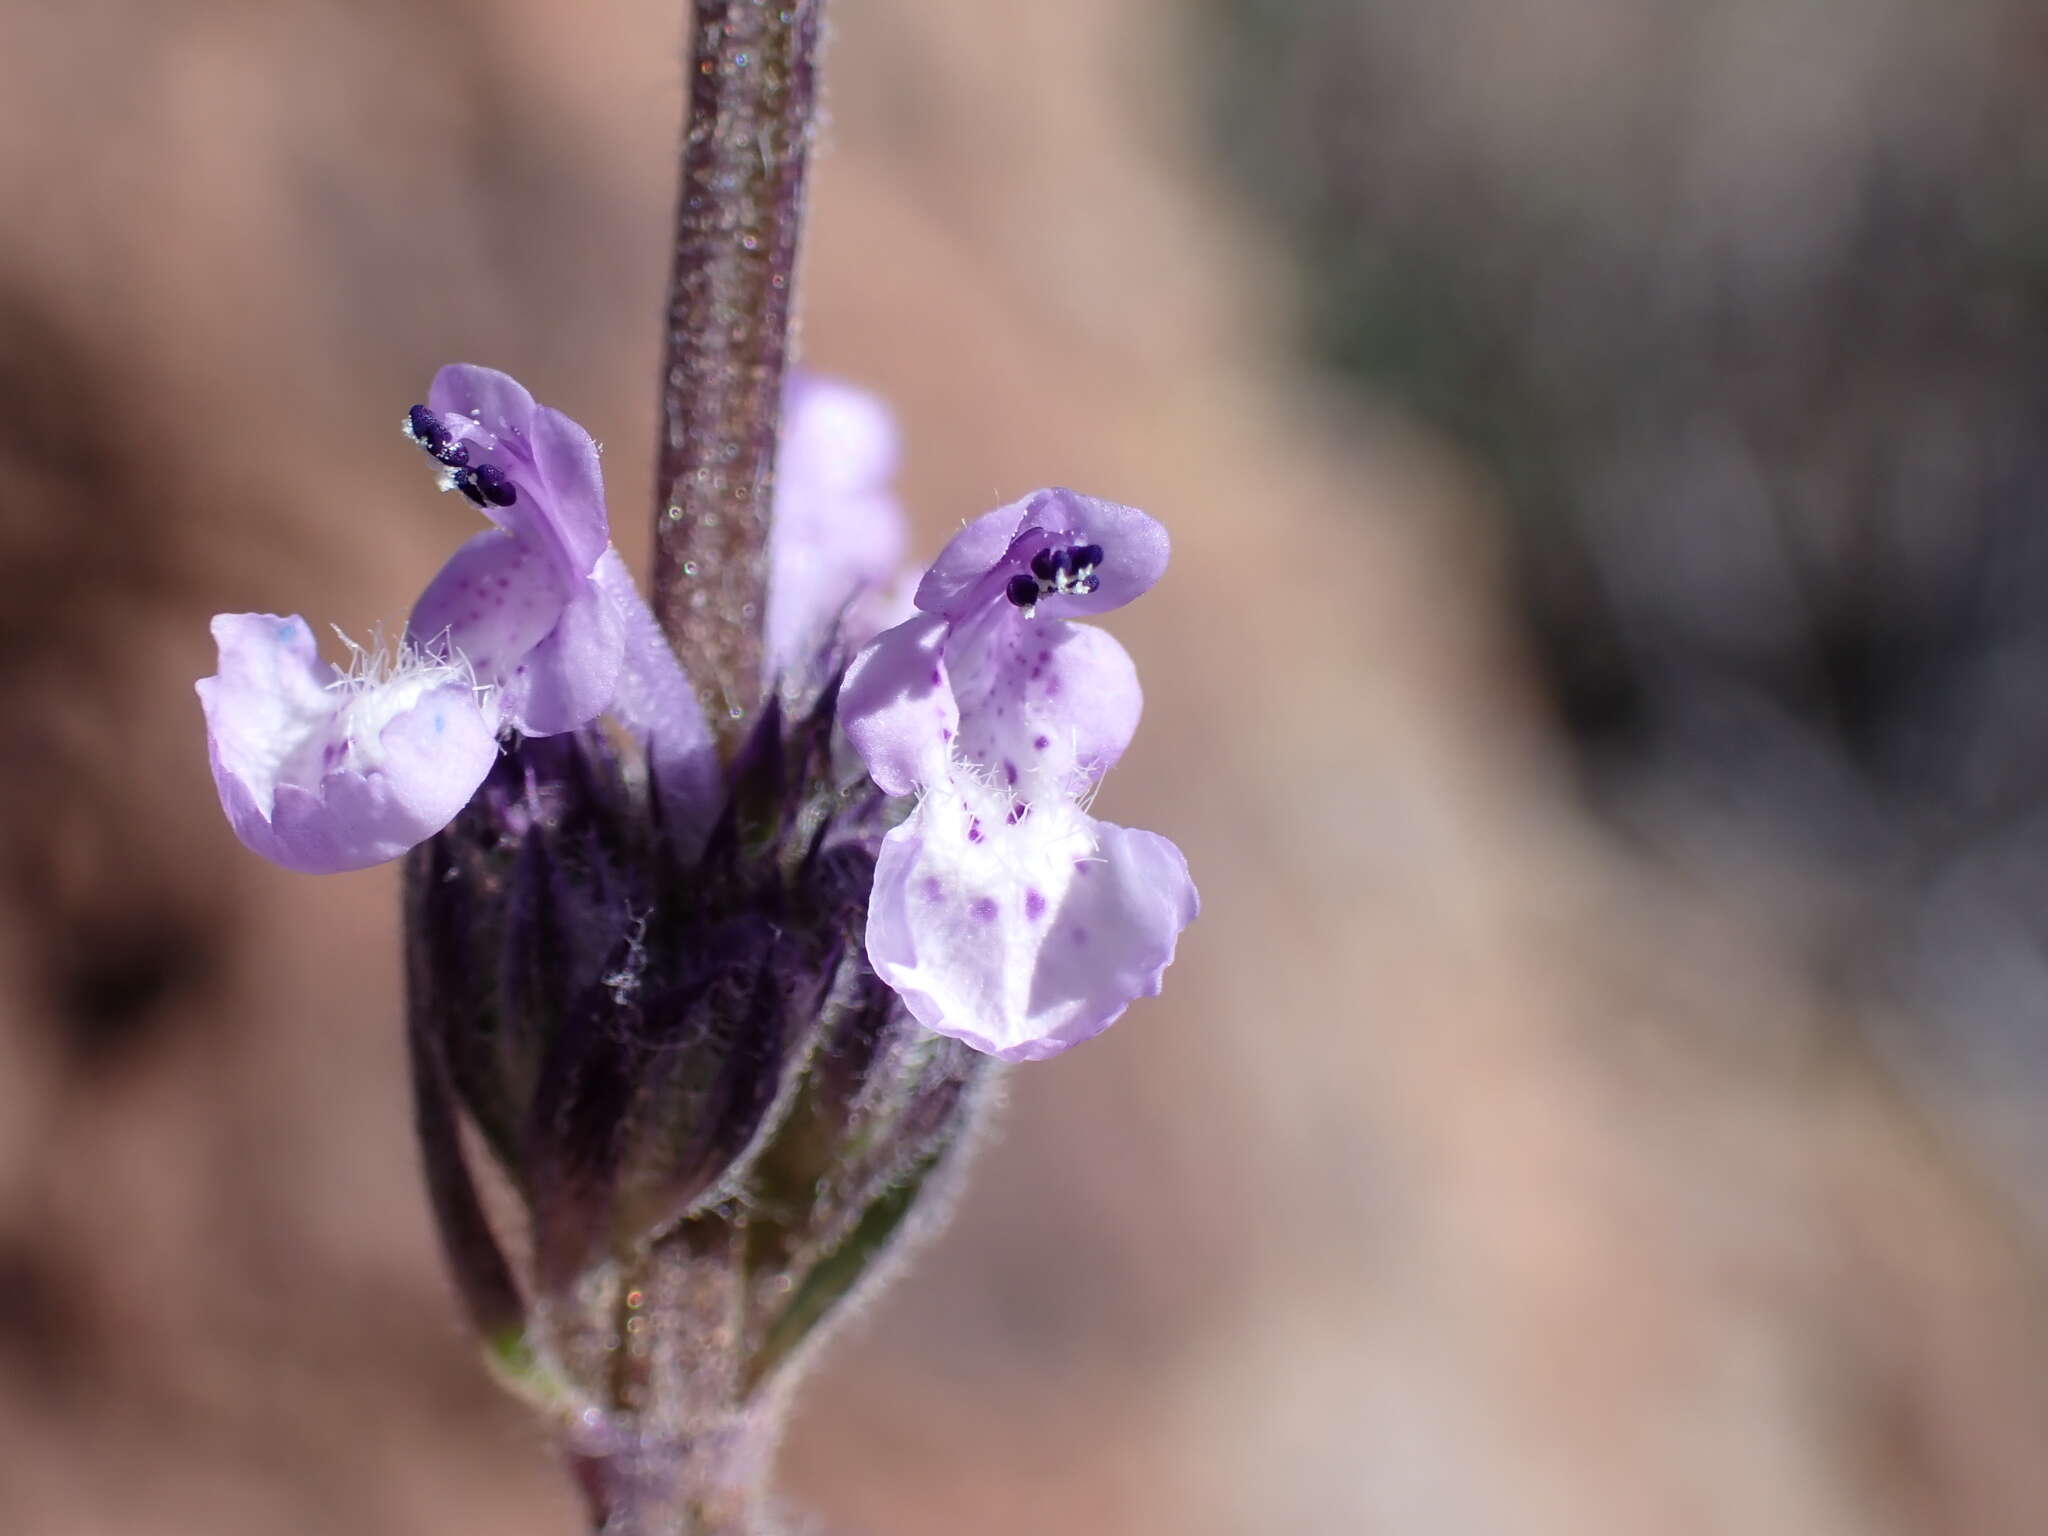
[269, 628, 494, 790]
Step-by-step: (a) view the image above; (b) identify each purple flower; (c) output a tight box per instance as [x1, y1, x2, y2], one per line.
[405, 365, 623, 736]
[840, 490, 1197, 1060]
[763, 373, 910, 686]
[197, 366, 687, 874]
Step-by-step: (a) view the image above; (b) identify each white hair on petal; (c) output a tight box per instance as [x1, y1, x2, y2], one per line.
[327, 623, 489, 703]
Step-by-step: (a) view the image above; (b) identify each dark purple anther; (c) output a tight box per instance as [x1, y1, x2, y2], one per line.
[1006, 574, 1040, 609]
[1077, 543, 1103, 569]
[472, 463, 518, 507]
[408, 404, 446, 450]
[410, 405, 476, 469]
[1030, 548, 1057, 585]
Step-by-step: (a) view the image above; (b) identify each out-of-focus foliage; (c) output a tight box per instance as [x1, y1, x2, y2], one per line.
[1207, 0, 2048, 1223]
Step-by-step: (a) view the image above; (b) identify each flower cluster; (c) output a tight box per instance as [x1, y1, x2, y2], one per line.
[198, 366, 1194, 1061]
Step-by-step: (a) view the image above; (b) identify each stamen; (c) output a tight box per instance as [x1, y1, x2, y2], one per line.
[405, 404, 446, 451]
[406, 404, 473, 468]
[449, 463, 519, 508]
[1017, 541, 1106, 606]
[1005, 574, 1040, 612]
[472, 463, 518, 507]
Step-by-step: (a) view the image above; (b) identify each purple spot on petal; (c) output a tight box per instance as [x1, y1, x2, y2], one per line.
[1004, 760, 1018, 785]
[967, 817, 984, 843]
[921, 876, 943, 901]
[1033, 735, 1050, 751]
[930, 668, 943, 686]
[1074, 859, 1093, 875]
[969, 897, 999, 924]
[1037, 650, 1050, 663]
[1044, 676, 1062, 697]
[1024, 889, 1046, 921]
[1071, 926, 1090, 946]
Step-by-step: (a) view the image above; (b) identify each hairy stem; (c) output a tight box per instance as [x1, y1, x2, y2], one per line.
[651, 0, 825, 749]
[573, 1413, 776, 1536]
[545, 1227, 771, 1535]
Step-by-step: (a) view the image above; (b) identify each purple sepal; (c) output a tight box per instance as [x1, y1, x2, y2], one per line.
[196, 612, 499, 874]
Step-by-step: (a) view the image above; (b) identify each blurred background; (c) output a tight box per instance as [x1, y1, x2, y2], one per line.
[3, 0, 2047, 1531]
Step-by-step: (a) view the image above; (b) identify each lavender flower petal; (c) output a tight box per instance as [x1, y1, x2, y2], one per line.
[510, 578, 626, 737]
[408, 532, 558, 691]
[408, 368, 626, 737]
[865, 788, 1197, 1061]
[837, 612, 959, 798]
[912, 489, 1169, 621]
[426, 364, 609, 577]
[591, 549, 720, 850]
[764, 374, 908, 683]
[945, 606, 1142, 796]
[197, 613, 498, 874]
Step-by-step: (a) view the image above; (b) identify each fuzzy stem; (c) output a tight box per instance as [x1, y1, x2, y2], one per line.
[545, 1227, 772, 1535]
[573, 1414, 776, 1536]
[651, 0, 825, 750]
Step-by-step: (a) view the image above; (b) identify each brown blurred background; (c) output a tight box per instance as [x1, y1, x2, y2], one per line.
[4, 1, 2048, 1531]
